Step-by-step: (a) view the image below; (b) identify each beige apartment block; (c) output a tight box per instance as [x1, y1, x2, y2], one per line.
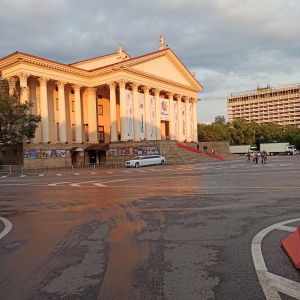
[227, 84, 300, 127]
[0, 37, 202, 167]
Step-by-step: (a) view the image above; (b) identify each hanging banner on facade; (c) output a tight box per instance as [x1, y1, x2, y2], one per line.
[125, 90, 134, 140]
[160, 98, 169, 121]
[190, 102, 193, 141]
[150, 95, 156, 139]
[182, 103, 186, 141]
[138, 92, 145, 140]
[174, 101, 178, 138]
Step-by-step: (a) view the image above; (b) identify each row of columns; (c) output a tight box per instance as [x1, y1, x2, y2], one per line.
[7, 74, 198, 144]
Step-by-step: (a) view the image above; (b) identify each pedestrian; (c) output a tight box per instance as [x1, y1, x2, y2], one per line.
[263, 150, 268, 164]
[252, 151, 255, 163]
[197, 144, 199, 151]
[261, 152, 264, 164]
[255, 151, 259, 164]
[211, 148, 214, 156]
[247, 152, 250, 162]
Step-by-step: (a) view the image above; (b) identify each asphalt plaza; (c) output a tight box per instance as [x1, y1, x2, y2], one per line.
[0, 156, 300, 300]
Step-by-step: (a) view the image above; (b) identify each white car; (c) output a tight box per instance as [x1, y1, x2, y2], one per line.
[125, 155, 166, 168]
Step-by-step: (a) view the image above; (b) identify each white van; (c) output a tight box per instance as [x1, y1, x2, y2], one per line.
[125, 155, 166, 168]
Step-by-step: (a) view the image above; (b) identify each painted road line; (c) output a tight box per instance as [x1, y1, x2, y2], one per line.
[251, 218, 300, 300]
[275, 225, 297, 232]
[70, 180, 99, 187]
[0, 217, 12, 240]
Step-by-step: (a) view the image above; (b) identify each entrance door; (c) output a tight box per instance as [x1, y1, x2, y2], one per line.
[89, 150, 96, 164]
[98, 126, 104, 143]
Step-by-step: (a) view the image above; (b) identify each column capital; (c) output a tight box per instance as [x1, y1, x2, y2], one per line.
[86, 87, 97, 95]
[152, 88, 160, 97]
[142, 85, 150, 93]
[37, 77, 49, 86]
[117, 79, 126, 88]
[183, 96, 189, 102]
[166, 92, 174, 99]
[72, 84, 82, 92]
[108, 82, 117, 89]
[55, 81, 67, 89]
[175, 94, 182, 101]
[17, 72, 29, 82]
[130, 82, 139, 91]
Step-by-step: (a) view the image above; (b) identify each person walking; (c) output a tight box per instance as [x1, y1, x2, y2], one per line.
[263, 150, 268, 164]
[197, 144, 199, 151]
[261, 152, 264, 164]
[247, 152, 250, 162]
[211, 148, 214, 156]
[255, 151, 259, 164]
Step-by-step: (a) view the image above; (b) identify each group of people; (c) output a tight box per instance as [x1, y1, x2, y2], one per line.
[247, 150, 268, 164]
[196, 144, 214, 155]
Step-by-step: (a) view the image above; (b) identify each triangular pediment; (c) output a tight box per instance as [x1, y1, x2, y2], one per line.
[127, 50, 201, 90]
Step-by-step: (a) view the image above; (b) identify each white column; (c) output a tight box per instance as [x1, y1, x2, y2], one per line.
[184, 97, 191, 142]
[143, 86, 151, 140]
[192, 98, 198, 142]
[167, 92, 175, 140]
[72, 85, 83, 143]
[119, 80, 127, 141]
[153, 88, 161, 140]
[86, 87, 98, 143]
[108, 82, 118, 142]
[56, 81, 67, 143]
[132, 83, 140, 141]
[37, 77, 50, 143]
[18, 73, 29, 104]
[176, 94, 183, 141]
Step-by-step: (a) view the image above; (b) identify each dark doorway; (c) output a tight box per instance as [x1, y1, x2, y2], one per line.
[89, 150, 96, 164]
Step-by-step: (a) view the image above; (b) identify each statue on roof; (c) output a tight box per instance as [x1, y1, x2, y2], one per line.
[118, 44, 123, 57]
[159, 35, 166, 50]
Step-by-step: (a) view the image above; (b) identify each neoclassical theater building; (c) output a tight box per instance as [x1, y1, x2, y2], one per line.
[0, 37, 202, 167]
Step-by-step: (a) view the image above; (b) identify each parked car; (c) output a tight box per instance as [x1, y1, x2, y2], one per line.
[125, 155, 166, 168]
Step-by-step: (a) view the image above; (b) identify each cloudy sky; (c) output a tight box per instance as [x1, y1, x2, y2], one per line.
[1, 0, 300, 123]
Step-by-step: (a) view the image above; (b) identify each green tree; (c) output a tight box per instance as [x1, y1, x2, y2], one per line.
[214, 115, 226, 125]
[0, 78, 41, 151]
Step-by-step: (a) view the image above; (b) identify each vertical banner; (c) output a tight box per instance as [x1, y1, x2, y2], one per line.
[160, 98, 169, 121]
[138, 92, 145, 140]
[182, 102, 186, 141]
[174, 101, 178, 138]
[189, 102, 193, 140]
[125, 90, 134, 139]
[150, 95, 156, 139]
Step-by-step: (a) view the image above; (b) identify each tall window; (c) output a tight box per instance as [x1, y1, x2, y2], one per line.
[72, 101, 75, 112]
[56, 98, 59, 110]
[98, 126, 104, 143]
[72, 124, 75, 141]
[56, 123, 60, 141]
[84, 124, 89, 141]
[98, 104, 103, 115]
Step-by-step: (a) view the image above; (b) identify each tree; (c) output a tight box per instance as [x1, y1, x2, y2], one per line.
[214, 115, 226, 125]
[0, 78, 41, 151]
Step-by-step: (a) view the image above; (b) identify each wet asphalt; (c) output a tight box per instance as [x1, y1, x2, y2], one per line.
[0, 156, 300, 300]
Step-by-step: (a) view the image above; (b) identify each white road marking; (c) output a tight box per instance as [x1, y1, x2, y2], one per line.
[0, 217, 12, 240]
[251, 218, 300, 300]
[70, 180, 99, 187]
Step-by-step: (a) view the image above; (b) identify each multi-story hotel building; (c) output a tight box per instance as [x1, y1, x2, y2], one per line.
[227, 83, 300, 127]
[0, 37, 202, 167]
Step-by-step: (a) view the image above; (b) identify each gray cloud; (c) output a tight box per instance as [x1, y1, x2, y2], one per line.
[1, 0, 300, 122]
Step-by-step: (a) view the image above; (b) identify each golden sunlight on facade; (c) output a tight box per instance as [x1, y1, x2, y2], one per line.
[228, 83, 300, 127]
[0, 36, 202, 167]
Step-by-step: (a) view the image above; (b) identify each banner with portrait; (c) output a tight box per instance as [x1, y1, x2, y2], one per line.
[160, 98, 169, 121]
[150, 95, 156, 139]
[138, 92, 145, 140]
[125, 90, 134, 140]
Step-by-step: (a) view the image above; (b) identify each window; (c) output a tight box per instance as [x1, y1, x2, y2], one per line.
[56, 98, 59, 110]
[84, 124, 89, 141]
[98, 126, 104, 143]
[57, 123, 60, 141]
[72, 124, 75, 141]
[98, 104, 103, 115]
[72, 101, 75, 112]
